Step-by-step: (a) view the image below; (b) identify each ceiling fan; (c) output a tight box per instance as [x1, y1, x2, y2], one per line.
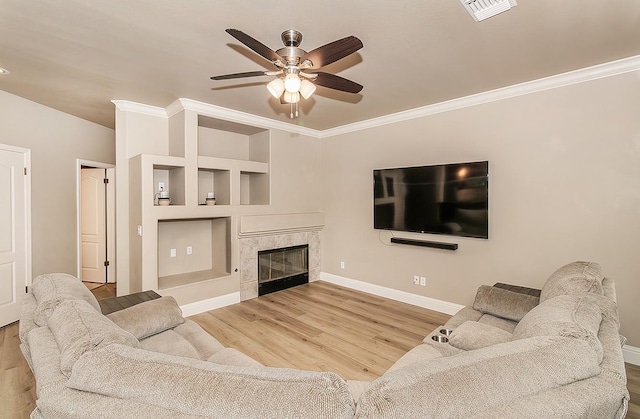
[211, 29, 364, 118]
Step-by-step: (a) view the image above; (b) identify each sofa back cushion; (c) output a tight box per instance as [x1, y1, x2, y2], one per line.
[355, 336, 600, 418]
[32, 273, 101, 326]
[473, 285, 539, 322]
[513, 294, 603, 363]
[48, 299, 139, 376]
[540, 261, 604, 303]
[68, 344, 356, 418]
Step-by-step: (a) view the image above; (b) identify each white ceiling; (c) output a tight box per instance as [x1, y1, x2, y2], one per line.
[1, 0, 639, 131]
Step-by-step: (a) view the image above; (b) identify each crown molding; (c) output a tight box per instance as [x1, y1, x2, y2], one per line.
[318, 54, 640, 138]
[168, 98, 323, 138]
[111, 100, 167, 118]
[113, 54, 640, 138]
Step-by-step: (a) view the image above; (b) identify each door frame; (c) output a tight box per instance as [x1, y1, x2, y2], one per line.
[76, 159, 115, 283]
[0, 143, 32, 288]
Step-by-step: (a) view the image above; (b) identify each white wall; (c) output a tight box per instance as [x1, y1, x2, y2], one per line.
[321, 70, 640, 346]
[0, 90, 114, 278]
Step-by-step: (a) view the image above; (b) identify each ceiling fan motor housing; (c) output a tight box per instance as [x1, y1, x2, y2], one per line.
[276, 46, 306, 66]
[281, 30, 303, 47]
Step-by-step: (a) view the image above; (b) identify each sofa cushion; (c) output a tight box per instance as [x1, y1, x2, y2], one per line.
[355, 336, 600, 418]
[478, 313, 518, 333]
[449, 321, 513, 351]
[67, 344, 356, 418]
[172, 320, 226, 360]
[386, 344, 444, 373]
[207, 347, 263, 367]
[139, 330, 200, 359]
[513, 294, 603, 362]
[107, 296, 184, 340]
[540, 261, 604, 303]
[32, 273, 101, 326]
[473, 285, 539, 322]
[47, 299, 139, 376]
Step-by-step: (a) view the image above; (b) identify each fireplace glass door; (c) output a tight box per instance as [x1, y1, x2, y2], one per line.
[258, 244, 309, 295]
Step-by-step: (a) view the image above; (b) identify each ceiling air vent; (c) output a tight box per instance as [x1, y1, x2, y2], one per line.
[459, 0, 517, 22]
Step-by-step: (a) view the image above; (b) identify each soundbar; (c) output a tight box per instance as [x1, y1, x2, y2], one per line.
[390, 237, 458, 251]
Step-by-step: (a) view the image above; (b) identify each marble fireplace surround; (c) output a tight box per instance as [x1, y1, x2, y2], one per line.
[238, 213, 323, 301]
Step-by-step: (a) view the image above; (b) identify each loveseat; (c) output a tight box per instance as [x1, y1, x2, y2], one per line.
[20, 262, 629, 418]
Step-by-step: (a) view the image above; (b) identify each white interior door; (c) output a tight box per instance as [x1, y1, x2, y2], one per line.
[0, 145, 30, 328]
[81, 168, 106, 283]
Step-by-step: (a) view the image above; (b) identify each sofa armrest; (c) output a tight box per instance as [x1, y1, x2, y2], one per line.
[473, 285, 540, 322]
[26, 327, 67, 396]
[602, 277, 617, 302]
[19, 292, 38, 344]
[107, 296, 184, 340]
[448, 321, 513, 351]
[443, 306, 483, 329]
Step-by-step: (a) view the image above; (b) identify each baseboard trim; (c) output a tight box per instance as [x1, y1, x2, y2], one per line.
[623, 345, 640, 366]
[180, 292, 241, 317]
[320, 272, 464, 315]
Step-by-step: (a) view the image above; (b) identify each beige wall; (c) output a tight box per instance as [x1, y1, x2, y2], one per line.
[321, 71, 640, 346]
[269, 129, 323, 212]
[0, 90, 115, 278]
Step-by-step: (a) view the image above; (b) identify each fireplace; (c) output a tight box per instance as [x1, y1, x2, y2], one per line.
[258, 244, 309, 296]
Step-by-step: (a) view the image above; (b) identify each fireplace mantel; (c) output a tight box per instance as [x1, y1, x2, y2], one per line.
[239, 212, 324, 237]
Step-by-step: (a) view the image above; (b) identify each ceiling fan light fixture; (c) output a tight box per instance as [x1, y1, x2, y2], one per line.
[283, 91, 300, 104]
[284, 73, 301, 93]
[267, 78, 285, 99]
[299, 79, 316, 99]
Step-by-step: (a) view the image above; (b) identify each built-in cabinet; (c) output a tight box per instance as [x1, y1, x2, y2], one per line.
[128, 106, 270, 298]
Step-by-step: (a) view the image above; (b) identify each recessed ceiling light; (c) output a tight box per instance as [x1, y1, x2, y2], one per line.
[0, 68, 10, 75]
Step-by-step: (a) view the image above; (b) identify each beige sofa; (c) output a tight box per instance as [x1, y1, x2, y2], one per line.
[20, 262, 629, 418]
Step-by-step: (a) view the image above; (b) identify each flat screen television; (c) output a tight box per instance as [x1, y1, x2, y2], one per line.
[373, 161, 488, 239]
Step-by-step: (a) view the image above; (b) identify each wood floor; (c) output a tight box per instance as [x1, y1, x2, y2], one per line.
[1, 280, 639, 418]
[190, 281, 451, 380]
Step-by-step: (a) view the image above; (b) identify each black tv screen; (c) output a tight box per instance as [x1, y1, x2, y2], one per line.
[373, 161, 488, 239]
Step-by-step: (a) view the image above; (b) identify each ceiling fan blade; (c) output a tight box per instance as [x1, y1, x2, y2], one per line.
[312, 72, 363, 94]
[226, 29, 284, 64]
[300, 36, 363, 69]
[210, 71, 268, 80]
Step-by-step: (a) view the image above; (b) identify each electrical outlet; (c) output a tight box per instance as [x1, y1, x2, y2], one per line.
[186, 246, 193, 255]
[158, 182, 165, 191]
[340, 261, 345, 269]
[420, 276, 427, 286]
[170, 248, 176, 258]
[413, 275, 420, 285]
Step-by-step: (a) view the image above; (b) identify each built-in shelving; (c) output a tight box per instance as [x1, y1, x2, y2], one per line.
[152, 163, 185, 206]
[129, 105, 271, 298]
[157, 217, 231, 290]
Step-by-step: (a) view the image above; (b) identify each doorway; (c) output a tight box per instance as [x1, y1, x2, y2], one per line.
[77, 160, 115, 285]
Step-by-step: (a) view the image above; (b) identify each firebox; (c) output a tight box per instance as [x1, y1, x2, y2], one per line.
[258, 244, 309, 296]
